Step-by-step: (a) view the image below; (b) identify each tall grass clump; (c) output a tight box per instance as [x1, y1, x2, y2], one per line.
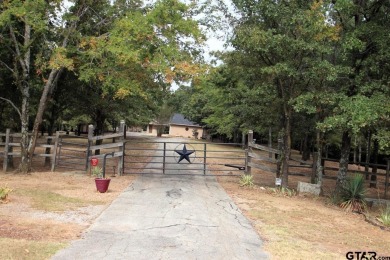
[339, 174, 367, 213]
[378, 205, 390, 227]
[239, 174, 254, 187]
[0, 185, 12, 202]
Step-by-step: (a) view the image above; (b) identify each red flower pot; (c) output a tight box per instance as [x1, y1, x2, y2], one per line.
[95, 178, 111, 193]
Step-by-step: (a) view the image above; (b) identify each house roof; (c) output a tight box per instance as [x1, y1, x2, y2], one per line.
[169, 113, 201, 127]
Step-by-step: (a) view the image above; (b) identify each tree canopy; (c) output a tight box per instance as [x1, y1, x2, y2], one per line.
[174, 0, 390, 188]
[0, 0, 208, 172]
[1, 0, 389, 184]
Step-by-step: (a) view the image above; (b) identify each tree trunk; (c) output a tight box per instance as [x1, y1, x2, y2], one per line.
[25, 6, 84, 172]
[301, 133, 311, 161]
[370, 139, 379, 188]
[11, 4, 84, 173]
[353, 136, 357, 164]
[26, 69, 61, 171]
[77, 124, 82, 136]
[157, 125, 164, 137]
[268, 127, 272, 158]
[19, 82, 30, 173]
[276, 132, 283, 177]
[94, 109, 105, 155]
[315, 130, 324, 186]
[358, 137, 362, 167]
[14, 23, 31, 174]
[336, 131, 351, 191]
[365, 130, 371, 180]
[281, 109, 291, 188]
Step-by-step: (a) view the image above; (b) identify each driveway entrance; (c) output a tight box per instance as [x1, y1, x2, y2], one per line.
[52, 173, 268, 259]
[123, 139, 246, 176]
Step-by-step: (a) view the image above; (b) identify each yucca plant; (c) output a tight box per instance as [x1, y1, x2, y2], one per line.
[239, 174, 254, 187]
[339, 174, 367, 213]
[377, 206, 390, 227]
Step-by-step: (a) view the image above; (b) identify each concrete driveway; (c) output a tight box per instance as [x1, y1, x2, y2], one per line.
[52, 137, 268, 259]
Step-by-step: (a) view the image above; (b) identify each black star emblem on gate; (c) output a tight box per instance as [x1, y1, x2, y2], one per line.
[174, 144, 195, 163]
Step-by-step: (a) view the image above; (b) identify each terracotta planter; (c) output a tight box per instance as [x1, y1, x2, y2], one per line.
[95, 178, 111, 193]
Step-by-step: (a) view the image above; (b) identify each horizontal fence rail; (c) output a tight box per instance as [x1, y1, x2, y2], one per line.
[246, 130, 390, 199]
[1, 129, 60, 171]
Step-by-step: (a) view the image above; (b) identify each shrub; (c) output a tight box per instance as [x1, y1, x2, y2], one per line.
[239, 174, 254, 187]
[91, 166, 103, 178]
[0, 185, 13, 202]
[339, 174, 367, 213]
[378, 205, 390, 227]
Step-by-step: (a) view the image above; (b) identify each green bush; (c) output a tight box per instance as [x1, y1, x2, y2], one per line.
[239, 174, 254, 187]
[0, 185, 13, 202]
[339, 174, 367, 213]
[91, 166, 103, 178]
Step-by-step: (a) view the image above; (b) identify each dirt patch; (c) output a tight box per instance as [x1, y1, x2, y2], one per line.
[0, 170, 136, 259]
[217, 176, 390, 259]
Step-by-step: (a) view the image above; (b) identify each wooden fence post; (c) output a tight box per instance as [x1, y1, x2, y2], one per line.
[248, 130, 253, 144]
[51, 131, 60, 172]
[311, 152, 317, 184]
[86, 124, 94, 172]
[3, 129, 10, 172]
[245, 130, 253, 175]
[117, 120, 125, 176]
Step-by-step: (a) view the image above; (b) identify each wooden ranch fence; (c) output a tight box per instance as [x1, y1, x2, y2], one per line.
[245, 130, 390, 199]
[0, 129, 60, 172]
[86, 120, 126, 175]
[0, 120, 126, 174]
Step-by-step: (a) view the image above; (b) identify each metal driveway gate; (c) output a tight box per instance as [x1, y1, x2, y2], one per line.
[122, 141, 246, 176]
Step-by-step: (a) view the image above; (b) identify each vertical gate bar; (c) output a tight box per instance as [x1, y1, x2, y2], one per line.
[203, 143, 207, 175]
[163, 142, 166, 174]
[118, 120, 125, 176]
[102, 152, 114, 179]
